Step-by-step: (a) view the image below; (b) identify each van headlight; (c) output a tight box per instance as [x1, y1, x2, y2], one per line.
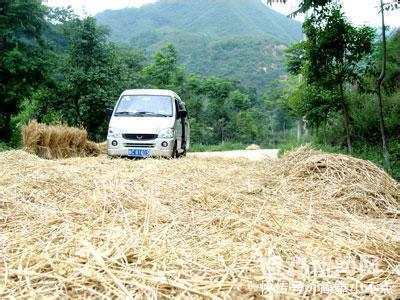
[108, 128, 122, 138]
[158, 128, 174, 139]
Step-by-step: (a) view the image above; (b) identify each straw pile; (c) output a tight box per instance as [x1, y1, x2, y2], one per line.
[22, 120, 101, 159]
[0, 147, 399, 298]
[269, 147, 400, 218]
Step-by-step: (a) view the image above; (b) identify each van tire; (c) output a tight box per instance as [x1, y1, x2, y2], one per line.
[179, 150, 187, 158]
[172, 140, 186, 159]
[176, 149, 186, 158]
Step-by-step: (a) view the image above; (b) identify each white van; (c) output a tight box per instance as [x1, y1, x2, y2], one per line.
[107, 89, 190, 158]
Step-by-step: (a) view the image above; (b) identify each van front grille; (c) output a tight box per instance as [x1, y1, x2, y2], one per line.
[122, 134, 158, 141]
[124, 143, 155, 148]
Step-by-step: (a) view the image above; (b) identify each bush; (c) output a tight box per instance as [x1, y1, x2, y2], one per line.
[10, 89, 62, 147]
[388, 140, 400, 180]
[0, 141, 10, 151]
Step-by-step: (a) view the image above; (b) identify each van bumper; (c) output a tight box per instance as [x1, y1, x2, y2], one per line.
[107, 138, 175, 158]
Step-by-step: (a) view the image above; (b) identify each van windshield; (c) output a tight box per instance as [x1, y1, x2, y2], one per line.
[114, 95, 173, 117]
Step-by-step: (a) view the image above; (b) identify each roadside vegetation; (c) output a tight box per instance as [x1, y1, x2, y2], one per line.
[195, 1, 400, 180]
[190, 142, 247, 153]
[0, 142, 10, 151]
[1, 0, 399, 179]
[269, 0, 400, 179]
[0, 1, 290, 150]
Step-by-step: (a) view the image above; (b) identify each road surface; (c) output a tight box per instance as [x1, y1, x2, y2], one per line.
[188, 149, 279, 161]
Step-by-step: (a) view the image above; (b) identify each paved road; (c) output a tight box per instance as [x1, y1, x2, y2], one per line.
[188, 149, 279, 161]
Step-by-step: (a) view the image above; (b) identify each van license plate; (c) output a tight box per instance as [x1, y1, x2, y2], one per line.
[128, 149, 151, 158]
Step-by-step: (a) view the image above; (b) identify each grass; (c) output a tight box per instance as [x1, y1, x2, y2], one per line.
[0, 141, 10, 151]
[190, 142, 247, 152]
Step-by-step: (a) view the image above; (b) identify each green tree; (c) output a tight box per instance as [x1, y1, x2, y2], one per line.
[374, 0, 399, 168]
[0, 0, 48, 141]
[118, 46, 146, 87]
[288, 4, 374, 151]
[269, 0, 399, 161]
[141, 44, 185, 93]
[57, 17, 131, 139]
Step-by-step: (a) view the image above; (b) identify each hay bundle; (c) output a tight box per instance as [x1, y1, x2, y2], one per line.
[270, 146, 400, 217]
[22, 120, 101, 159]
[0, 147, 399, 298]
[97, 141, 108, 155]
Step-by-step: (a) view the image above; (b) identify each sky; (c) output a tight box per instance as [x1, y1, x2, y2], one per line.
[44, 0, 400, 27]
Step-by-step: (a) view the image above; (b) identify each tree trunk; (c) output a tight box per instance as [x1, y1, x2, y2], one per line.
[376, 0, 390, 169]
[297, 120, 301, 141]
[283, 122, 286, 138]
[303, 116, 308, 137]
[74, 98, 81, 125]
[377, 84, 389, 166]
[342, 104, 352, 153]
[339, 83, 352, 152]
[297, 118, 305, 142]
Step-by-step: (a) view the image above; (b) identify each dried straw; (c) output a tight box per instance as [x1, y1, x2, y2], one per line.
[0, 146, 399, 298]
[22, 120, 101, 159]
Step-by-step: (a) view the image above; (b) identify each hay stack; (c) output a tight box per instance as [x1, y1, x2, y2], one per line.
[22, 120, 101, 159]
[270, 146, 400, 218]
[97, 141, 108, 155]
[0, 147, 399, 298]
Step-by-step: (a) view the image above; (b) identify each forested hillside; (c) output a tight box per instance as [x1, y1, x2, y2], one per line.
[96, 0, 302, 91]
[0, 1, 291, 151]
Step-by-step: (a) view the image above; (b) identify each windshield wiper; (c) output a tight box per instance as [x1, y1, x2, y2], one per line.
[114, 111, 133, 116]
[114, 111, 149, 117]
[148, 113, 171, 117]
[134, 112, 170, 117]
[114, 111, 171, 117]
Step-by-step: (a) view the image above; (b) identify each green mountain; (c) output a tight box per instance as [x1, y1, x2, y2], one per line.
[96, 0, 302, 91]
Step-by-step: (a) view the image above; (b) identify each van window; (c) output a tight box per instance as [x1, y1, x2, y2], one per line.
[115, 95, 173, 117]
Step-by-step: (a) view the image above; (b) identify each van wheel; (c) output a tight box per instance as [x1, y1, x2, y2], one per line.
[179, 150, 187, 157]
[176, 149, 186, 158]
[172, 141, 186, 159]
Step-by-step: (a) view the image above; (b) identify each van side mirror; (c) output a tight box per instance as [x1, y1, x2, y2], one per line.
[178, 110, 187, 118]
[106, 108, 114, 118]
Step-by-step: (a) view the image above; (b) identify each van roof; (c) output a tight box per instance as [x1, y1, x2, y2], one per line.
[121, 89, 180, 98]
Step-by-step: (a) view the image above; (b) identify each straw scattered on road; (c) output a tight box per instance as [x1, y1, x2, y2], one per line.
[0, 147, 399, 298]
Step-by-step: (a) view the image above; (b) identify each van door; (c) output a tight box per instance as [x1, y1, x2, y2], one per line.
[174, 98, 183, 150]
[185, 118, 190, 150]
